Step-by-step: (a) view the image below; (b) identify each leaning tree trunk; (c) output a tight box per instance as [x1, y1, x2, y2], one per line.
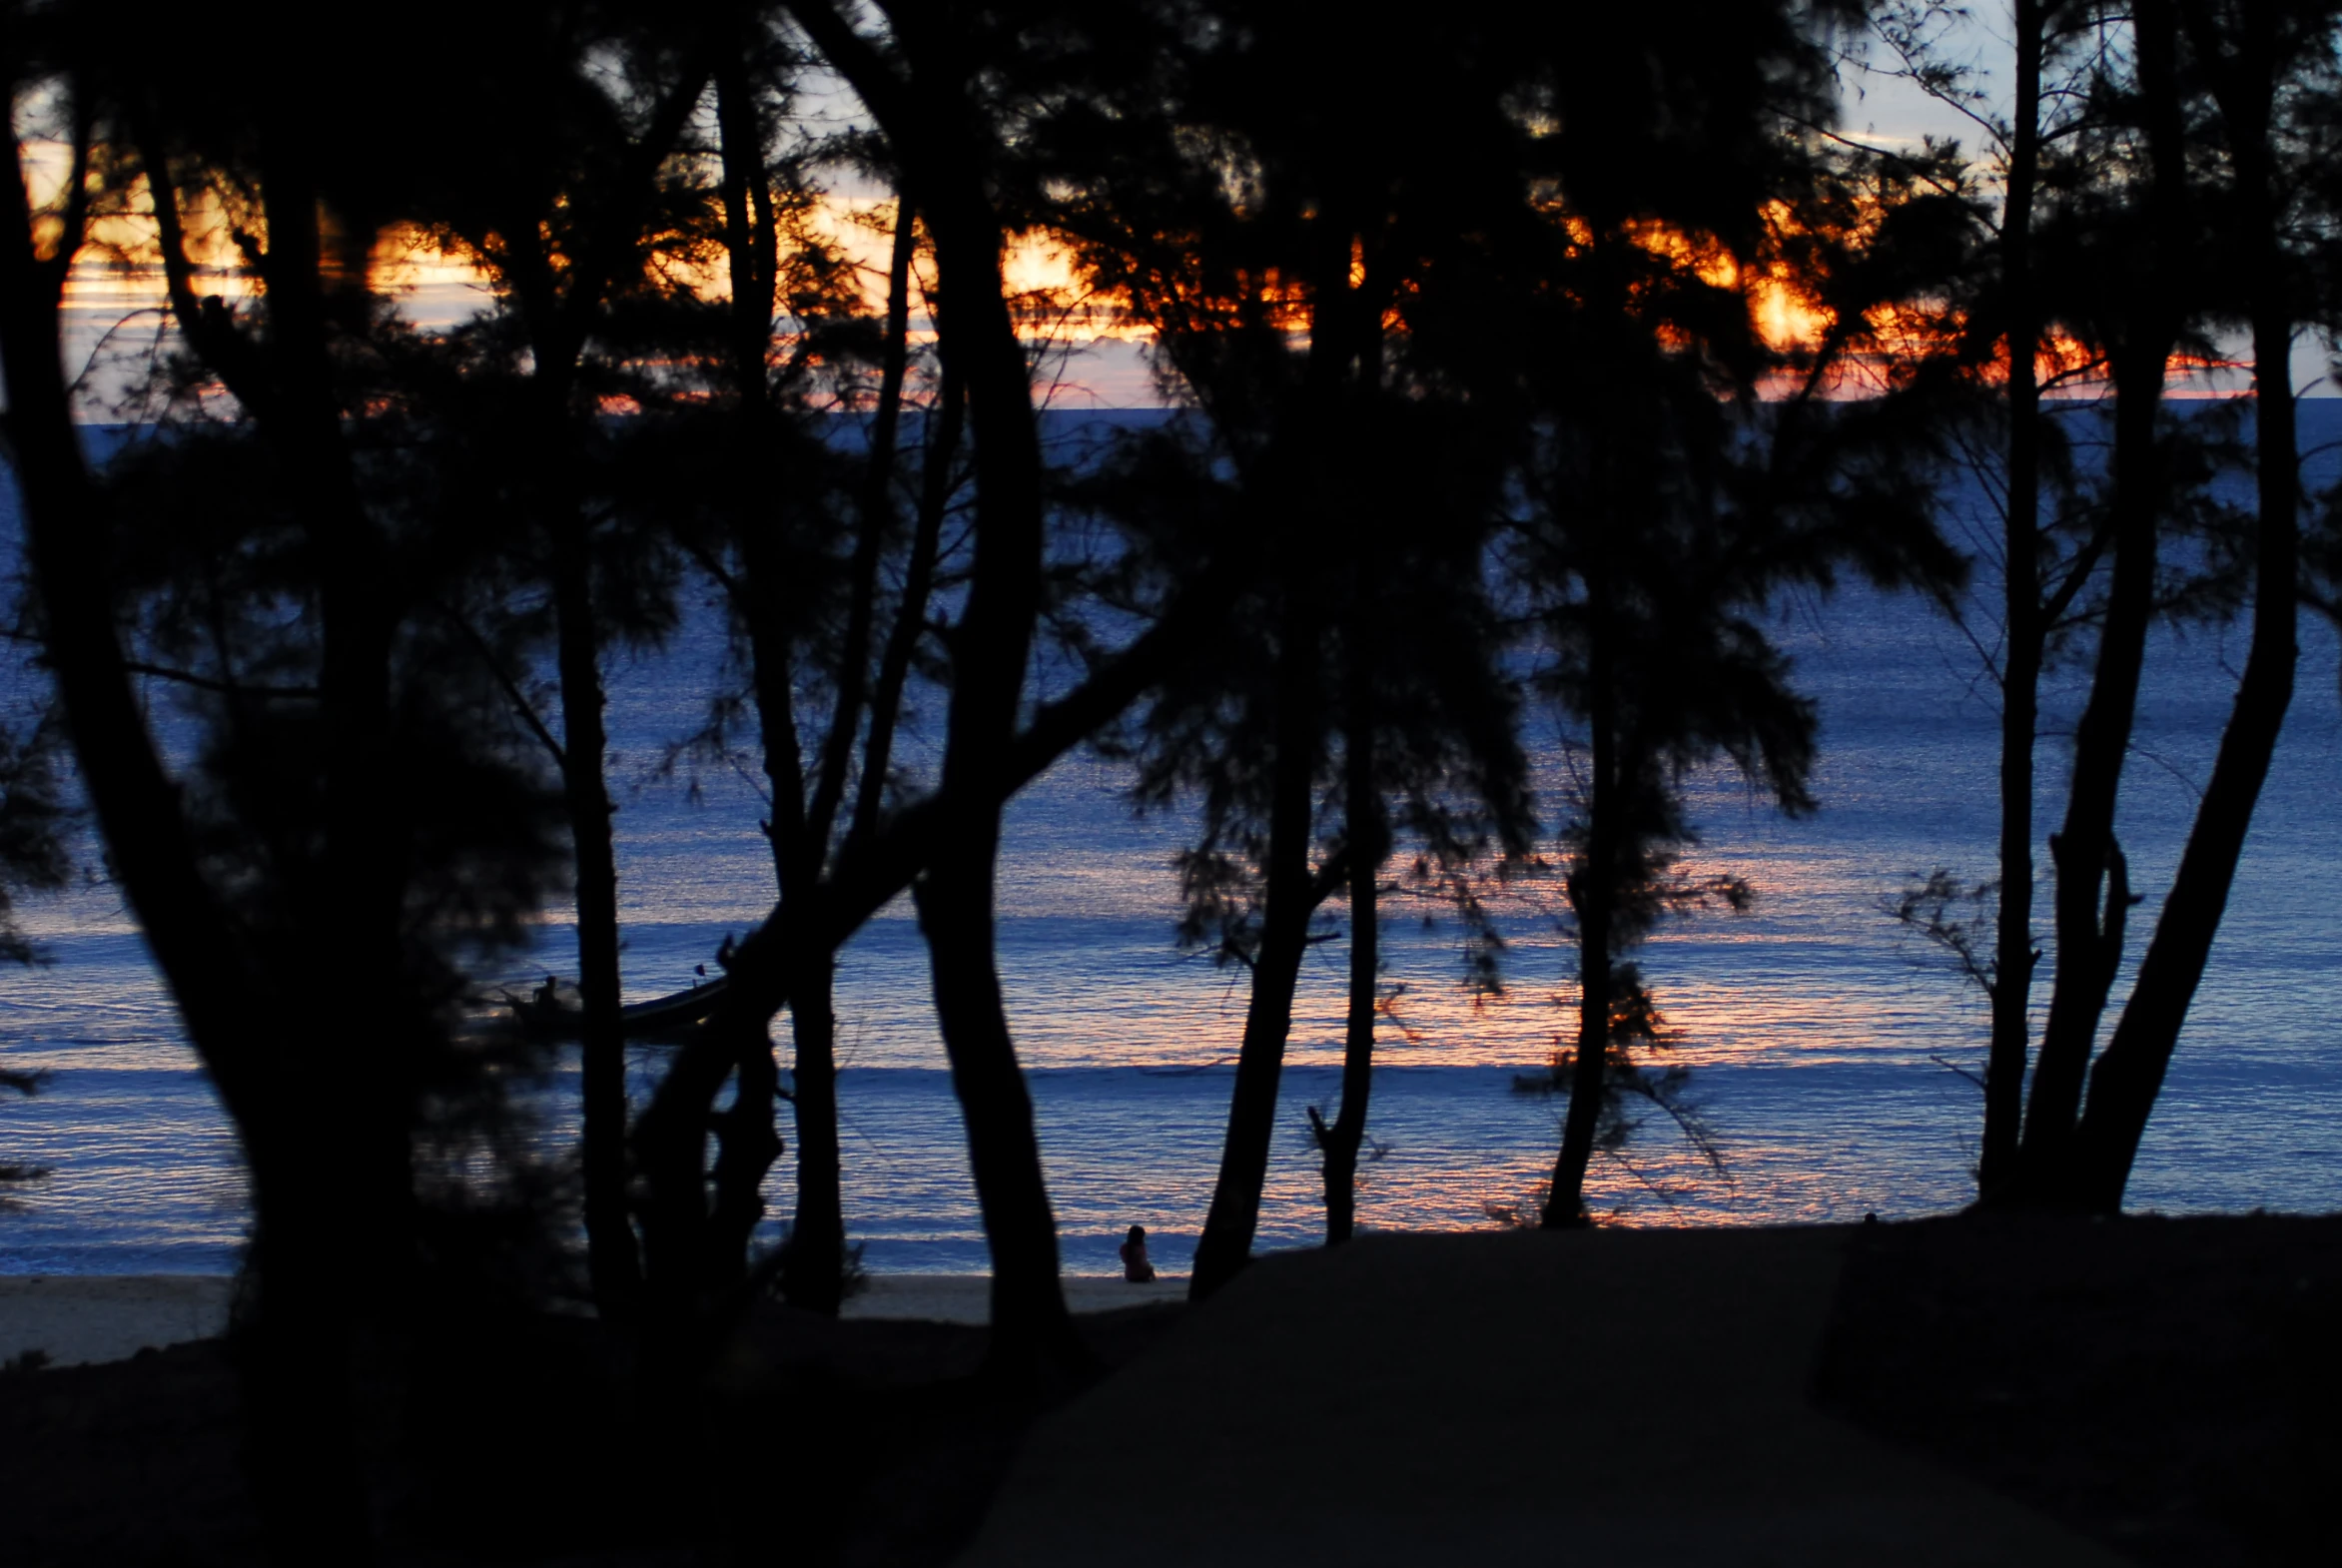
[2071, 317, 2295, 1212]
[1544, 619, 1618, 1229]
[706, 1016, 785, 1291]
[5, 120, 383, 1564]
[913, 187, 1081, 1374]
[2010, 341, 2164, 1194]
[1191, 605, 1322, 1298]
[2068, 27, 2297, 1213]
[712, 533, 800, 1300]
[914, 835, 1083, 1373]
[783, 0, 1083, 1377]
[1309, 610, 1383, 1244]
[2011, 0, 2189, 1201]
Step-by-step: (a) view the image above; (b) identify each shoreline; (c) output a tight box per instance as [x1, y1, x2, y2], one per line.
[0, 1271, 1186, 1367]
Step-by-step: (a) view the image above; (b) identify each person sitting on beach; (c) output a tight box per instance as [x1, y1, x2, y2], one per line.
[1119, 1224, 1155, 1283]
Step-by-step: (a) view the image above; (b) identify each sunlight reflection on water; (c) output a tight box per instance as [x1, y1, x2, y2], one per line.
[8, 415, 2342, 1272]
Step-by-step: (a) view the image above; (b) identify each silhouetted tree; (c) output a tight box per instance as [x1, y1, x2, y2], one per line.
[1868, 3, 2312, 1209]
[1443, 4, 1964, 1225]
[616, 47, 948, 1310]
[0, 10, 615, 1555]
[699, 48, 942, 1313]
[749, 0, 1085, 1375]
[1994, 0, 2203, 1199]
[1978, 0, 2064, 1187]
[1046, 2, 1558, 1294]
[2061, 0, 2338, 1209]
[623, 0, 1255, 1384]
[1930, 0, 2342, 1211]
[415, 12, 712, 1321]
[1094, 396, 1524, 1271]
[1870, 0, 2119, 1188]
[1307, 529, 1529, 1247]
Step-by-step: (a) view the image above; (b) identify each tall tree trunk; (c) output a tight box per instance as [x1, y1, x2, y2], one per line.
[510, 229, 635, 1311]
[252, 121, 416, 1303]
[809, 197, 916, 845]
[246, 131, 402, 1565]
[778, 195, 919, 1315]
[492, 59, 712, 1321]
[696, 54, 797, 1306]
[2071, 320, 2295, 1211]
[1309, 611, 1382, 1244]
[713, 543, 799, 1301]
[2070, 9, 2296, 1212]
[782, 351, 953, 1317]
[776, 3, 1081, 1372]
[2011, 356, 2160, 1189]
[1544, 613, 1617, 1228]
[5, 117, 381, 1566]
[773, 346, 952, 1319]
[241, 1139, 375, 1567]
[779, 954, 846, 1310]
[1193, 199, 1375, 1285]
[915, 191, 1078, 1372]
[2011, 0, 2188, 1199]
[912, 839, 1080, 1371]
[551, 505, 641, 1318]
[1980, 0, 2046, 1195]
[1191, 606, 1321, 1297]
[850, 364, 959, 852]
[489, 203, 642, 1325]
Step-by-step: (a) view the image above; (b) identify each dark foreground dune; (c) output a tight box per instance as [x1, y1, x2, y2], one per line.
[1, 1215, 2335, 1565]
[963, 1225, 2128, 1566]
[1818, 1211, 2342, 1566]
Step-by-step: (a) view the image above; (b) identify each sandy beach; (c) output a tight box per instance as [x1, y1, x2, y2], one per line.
[0, 1275, 237, 1368]
[848, 1271, 1186, 1322]
[0, 1270, 1186, 1367]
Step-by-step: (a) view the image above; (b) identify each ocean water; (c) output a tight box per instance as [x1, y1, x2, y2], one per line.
[5, 407, 2342, 1277]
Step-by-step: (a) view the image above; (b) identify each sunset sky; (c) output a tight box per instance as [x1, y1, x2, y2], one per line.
[40, 18, 2335, 409]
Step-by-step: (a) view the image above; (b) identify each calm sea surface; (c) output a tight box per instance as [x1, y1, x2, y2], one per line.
[5, 407, 2341, 1277]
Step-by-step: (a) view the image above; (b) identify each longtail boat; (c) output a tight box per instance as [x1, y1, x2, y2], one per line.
[498, 976, 728, 1041]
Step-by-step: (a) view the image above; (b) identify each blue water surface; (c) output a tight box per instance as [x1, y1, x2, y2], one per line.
[5, 405, 2342, 1274]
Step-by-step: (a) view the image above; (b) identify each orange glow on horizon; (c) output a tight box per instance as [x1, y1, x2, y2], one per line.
[43, 163, 2254, 411]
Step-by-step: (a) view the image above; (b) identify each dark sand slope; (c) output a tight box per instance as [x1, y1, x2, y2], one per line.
[958, 1227, 2127, 1567]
